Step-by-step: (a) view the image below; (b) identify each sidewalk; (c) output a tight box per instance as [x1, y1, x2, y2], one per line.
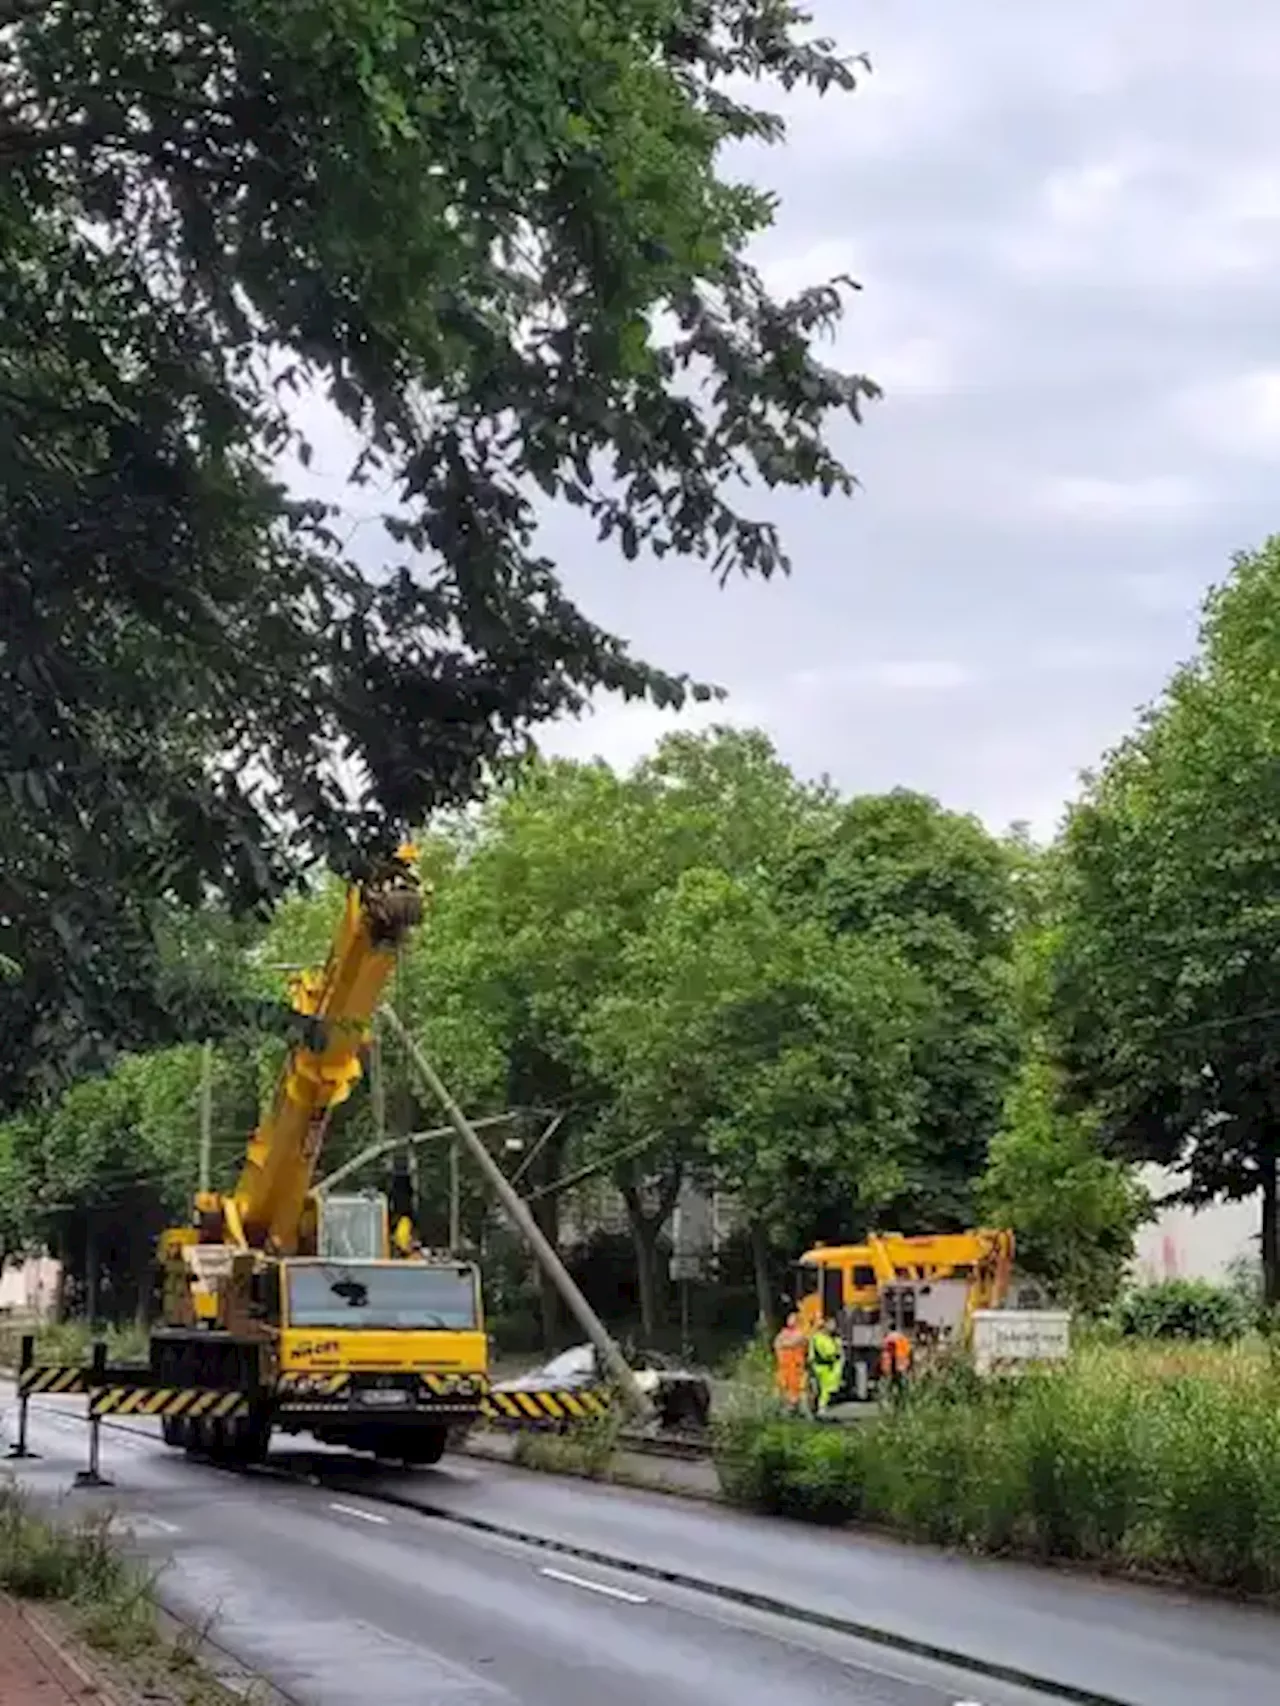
[0, 1596, 117, 1705]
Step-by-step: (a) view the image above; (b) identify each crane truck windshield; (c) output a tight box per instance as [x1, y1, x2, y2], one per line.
[286, 1263, 478, 1331]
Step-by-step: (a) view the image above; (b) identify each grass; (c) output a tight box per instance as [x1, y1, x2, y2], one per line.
[0, 1479, 259, 1704]
[0, 1479, 157, 1660]
[511, 1414, 622, 1479]
[712, 1340, 1280, 1596]
[0, 1318, 149, 1371]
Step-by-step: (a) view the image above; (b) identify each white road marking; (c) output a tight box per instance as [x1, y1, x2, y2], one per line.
[328, 1501, 389, 1526]
[539, 1566, 649, 1605]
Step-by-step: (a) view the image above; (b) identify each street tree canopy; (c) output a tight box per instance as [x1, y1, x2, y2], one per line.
[782, 790, 1022, 1229]
[0, 0, 876, 1109]
[583, 863, 922, 1325]
[399, 728, 829, 1333]
[1054, 538, 1280, 1301]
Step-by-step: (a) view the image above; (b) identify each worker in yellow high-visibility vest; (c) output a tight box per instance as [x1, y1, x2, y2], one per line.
[806, 1317, 845, 1415]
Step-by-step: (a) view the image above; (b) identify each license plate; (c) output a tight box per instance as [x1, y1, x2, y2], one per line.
[359, 1389, 409, 1407]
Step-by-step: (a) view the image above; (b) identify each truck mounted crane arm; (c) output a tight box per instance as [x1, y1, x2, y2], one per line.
[197, 846, 423, 1255]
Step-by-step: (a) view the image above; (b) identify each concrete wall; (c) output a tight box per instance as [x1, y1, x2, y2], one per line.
[0, 1254, 61, 1319]
[1131, 1165, 1260, 1284]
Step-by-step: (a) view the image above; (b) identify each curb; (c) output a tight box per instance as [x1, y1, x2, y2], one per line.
[459, 1433, 726, 1507]
[327, 1477, 1132, 1706]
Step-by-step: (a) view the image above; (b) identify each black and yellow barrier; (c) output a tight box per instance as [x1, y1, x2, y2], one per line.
[483, 1385, 613, 1425]
[90, 1385, 250, 1421]
[8, 1334, 87, 1460]
[17, 1363, 88, 1398]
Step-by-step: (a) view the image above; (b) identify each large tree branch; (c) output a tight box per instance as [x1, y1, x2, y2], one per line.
[0, 0, 57, 26]
[0, 119, 118, 158]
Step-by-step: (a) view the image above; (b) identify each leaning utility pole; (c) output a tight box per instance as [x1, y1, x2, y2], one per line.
[198, 1040, 214, 1195]
[379, 1005, 652, 1421]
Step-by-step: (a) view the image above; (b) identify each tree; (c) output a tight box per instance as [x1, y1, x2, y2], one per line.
[1054, 538, 1280, 1302]
[783, 790, 1021, 1230]
[0, 1033, 272, 1318]
[2, 1, 877, 1104]
[583, 865, 922, 1329]
[404, 727, 829, 1336]
[978, 1058, 1150, 1309]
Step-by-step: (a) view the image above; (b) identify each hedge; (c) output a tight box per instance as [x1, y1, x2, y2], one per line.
[712, 1345, 1280, 1595]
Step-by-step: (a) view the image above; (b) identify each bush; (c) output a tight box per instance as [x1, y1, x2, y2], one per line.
[1117, 1279, 1252, 1342]
[712, 1343, 1280, 1594]
[512, 1414, 621, 1479]
[0, 1481, 154, 1655]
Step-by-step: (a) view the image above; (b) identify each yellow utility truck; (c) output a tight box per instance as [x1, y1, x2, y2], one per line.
[151, 847, 489, 1466]
[792, 1228, 1016, 1401]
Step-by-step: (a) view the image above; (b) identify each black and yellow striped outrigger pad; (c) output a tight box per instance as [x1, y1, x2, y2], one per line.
[483, 1385, 614, 1425]
[90, 1386, 251, 1421]
[17, 1364, 87, 1397]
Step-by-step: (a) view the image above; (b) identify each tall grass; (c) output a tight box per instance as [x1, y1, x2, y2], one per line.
[0, 1481, 155, 1654]
[0, 1319, 149, 1370]
[713, 1341, 1280, 1595]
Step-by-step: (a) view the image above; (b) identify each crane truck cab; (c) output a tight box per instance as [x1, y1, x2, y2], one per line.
[151, 848, 490, 1467]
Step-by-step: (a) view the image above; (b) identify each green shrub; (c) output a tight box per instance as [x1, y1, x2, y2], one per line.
[1117, 1279, 1252, 1342]
[512, 1414, 621, 1479]
[0, 1481, 154, 1654]
[712, 1343, 1280, 1594]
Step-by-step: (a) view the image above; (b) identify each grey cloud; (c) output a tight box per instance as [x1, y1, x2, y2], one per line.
[296, 1, 1278, 839]
[544, 0, 1280, 833]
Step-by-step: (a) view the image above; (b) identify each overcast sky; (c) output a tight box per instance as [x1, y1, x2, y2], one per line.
[301, 2, 1280, 841]
[536, 1, 1280, 838]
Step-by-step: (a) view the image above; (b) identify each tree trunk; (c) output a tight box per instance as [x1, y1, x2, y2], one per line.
[1262, 1151, 1278, 1308]
[532, 1191, 561, 1349]
[631, 1216, 660, 1341]
[750, 1221, 776, 1337]
[532, 1119, 574, 1350]
[51, 1227, 68, 1323]
[84, 1215, 99, 1324]
[621, 1169, 682, 1342]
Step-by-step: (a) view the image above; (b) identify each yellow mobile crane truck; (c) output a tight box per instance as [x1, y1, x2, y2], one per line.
[151, 847, 488, 1467]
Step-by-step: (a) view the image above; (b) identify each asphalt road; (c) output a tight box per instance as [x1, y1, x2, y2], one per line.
[2, 1394, 1065, 1706]
[3, 1390, 1277, 1706]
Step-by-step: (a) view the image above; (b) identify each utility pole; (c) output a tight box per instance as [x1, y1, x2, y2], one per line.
[380, 1004, 652, 1422]
[198, 1040, 214, 1195]
[370, 1021, 386, 1144]
[449, 1132, 461, 1253]
[395, 946, 421, 1230]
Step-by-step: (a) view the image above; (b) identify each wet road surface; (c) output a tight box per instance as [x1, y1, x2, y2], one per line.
[2, 1389, 1274, 1706]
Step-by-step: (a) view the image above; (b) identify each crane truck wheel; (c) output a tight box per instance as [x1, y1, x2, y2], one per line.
[396, 1426, 447, 1467]
[225, 1413, 271, 1466]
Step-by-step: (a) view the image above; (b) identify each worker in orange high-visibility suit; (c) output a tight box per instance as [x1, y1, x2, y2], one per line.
[880, 1328, 912, 1400]
[772, 1313, 807, 1409]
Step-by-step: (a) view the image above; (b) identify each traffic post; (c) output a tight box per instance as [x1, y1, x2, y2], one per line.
[6, 1333, 38, 1460]
[74, 1341, 113, 1489]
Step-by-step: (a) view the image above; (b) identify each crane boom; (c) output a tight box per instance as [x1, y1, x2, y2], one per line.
[197, 846, 423, 1255]
[151, 843, 490, 1472]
